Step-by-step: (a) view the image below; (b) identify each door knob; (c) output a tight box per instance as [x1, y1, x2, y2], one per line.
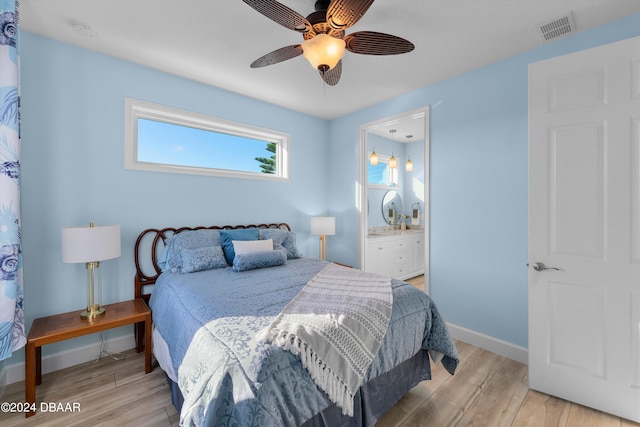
[532, 262, 559, 272]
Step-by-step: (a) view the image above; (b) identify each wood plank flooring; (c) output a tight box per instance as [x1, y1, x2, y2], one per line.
[2, 276, 639, 426]
[3, 341, 638, 427]
[2, 348, 179, 427]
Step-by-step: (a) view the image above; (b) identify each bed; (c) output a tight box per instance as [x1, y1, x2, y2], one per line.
[134, 223, 458, 427]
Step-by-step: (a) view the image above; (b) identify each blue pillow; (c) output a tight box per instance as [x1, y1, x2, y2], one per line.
[259, 229, 302, 259]
[165, 229, 222, 273]
[219, 228, 260, 265]
[232, 250, 286, 272]
[158, 245, 170, 272]
[180, 246, 227, 273]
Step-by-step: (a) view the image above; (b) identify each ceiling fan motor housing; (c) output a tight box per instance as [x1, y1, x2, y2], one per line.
[315, 0, 331, 11]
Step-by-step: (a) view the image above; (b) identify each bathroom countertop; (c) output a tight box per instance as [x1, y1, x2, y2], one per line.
[367, 227, 424, 238]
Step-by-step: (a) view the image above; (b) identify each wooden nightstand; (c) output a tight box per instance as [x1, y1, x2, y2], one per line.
[24, 299, 152, 418]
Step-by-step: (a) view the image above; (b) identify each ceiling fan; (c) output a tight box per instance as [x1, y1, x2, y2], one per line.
[242, 0, 415, 86]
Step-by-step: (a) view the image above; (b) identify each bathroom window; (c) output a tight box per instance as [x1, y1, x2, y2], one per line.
[368, 153, 398, 188]
[124, 98, 290, 181]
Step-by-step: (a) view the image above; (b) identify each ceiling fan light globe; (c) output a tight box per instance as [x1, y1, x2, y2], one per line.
[302, 34, 345, 71]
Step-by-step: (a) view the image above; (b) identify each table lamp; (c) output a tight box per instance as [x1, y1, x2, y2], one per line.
[62, 223, 121, 318]
[310, 216, 335, 261]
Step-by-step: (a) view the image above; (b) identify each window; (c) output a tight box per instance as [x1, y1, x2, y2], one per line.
[124, 98, 290, 181]
[368, 153, 398, 188]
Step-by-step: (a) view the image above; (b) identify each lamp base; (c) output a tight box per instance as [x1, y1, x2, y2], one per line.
[81, 304, 105, 319]
[319, 235, 327, 261]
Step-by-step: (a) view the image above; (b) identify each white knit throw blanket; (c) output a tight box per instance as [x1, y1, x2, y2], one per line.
[259, 263, 393, 416]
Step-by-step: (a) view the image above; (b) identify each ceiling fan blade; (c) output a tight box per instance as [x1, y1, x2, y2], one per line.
[250, 45, 303, 68]
[344, 31, 415, 55]
[242, 0, 312, 33]
[320, 60, 342, 86]
[326, 0, 375, 31]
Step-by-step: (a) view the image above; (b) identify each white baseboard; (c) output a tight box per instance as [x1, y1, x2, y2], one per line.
[4, 333, 135, 385]
[446, 322, 528, 365]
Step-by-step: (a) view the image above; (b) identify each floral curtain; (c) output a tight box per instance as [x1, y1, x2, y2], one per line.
[0, 0, 24, 361]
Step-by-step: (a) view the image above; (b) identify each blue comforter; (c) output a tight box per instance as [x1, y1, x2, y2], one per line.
[149, 258, 458, 426]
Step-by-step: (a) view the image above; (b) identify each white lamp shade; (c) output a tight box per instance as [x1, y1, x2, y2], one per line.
[62, 224, 121, 263]
[310, 217, 336, 236]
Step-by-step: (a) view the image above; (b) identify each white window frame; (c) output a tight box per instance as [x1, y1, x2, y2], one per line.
[124, 98, 290, 181]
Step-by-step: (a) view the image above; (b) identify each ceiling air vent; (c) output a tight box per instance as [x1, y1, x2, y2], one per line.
[536, 13, 576, 41]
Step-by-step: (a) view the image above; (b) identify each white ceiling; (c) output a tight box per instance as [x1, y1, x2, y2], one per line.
[20, 0, 640, 123]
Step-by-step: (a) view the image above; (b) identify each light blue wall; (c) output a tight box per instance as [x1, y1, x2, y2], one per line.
[328, 13, 640, 348]
[9, 13, 640, 370]
[403, 140, 425, 225]
[13, 32, 330, 366]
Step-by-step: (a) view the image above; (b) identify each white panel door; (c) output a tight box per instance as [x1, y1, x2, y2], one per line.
[529, 36, 640, 422]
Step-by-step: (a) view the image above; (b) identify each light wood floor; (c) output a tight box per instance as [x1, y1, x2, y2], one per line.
[3, 342, 638, 427]
[3, 277, 639, 426]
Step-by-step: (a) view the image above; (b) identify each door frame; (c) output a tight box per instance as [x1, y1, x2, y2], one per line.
[357, 106, 431, 292]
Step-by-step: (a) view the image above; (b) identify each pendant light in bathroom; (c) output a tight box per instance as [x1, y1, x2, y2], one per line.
[388, 129, 397, 169]
[369, 148, 378, 165]
[405, 135, 414, 171]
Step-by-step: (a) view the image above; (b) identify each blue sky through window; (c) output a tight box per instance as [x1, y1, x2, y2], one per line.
[368, 162, 388, 185]
[137, 118, 274, 173]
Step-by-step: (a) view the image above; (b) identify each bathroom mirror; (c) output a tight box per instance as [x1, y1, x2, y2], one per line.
[382, 190, 403, 225]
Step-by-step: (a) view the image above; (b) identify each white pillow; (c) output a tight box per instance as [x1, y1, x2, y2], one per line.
[232, 239, 273, 255]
